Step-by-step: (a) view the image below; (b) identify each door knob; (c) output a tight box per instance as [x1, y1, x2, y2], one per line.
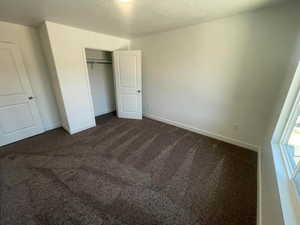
[137, 90, 141, 93]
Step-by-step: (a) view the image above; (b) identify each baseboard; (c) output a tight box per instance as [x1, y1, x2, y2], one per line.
[95, 109, 116, 117]
[257, 149, 262, 225]
[144, 113, 260, 152]
[44, 121, 61, 131]
[69, 122, 96, 135]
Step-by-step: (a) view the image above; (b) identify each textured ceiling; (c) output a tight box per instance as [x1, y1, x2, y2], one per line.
[0, 0, 292, 38]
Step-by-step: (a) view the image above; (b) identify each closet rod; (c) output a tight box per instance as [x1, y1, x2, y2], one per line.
[87, 61, 112, 64]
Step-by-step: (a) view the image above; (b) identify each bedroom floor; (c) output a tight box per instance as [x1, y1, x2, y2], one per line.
[0, 113, 257, 225]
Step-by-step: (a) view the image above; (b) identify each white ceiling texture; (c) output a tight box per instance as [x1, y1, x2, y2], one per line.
[0, 0, 292, 37]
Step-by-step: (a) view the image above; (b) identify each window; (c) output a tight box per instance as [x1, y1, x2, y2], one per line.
[280, 84, 300, 197]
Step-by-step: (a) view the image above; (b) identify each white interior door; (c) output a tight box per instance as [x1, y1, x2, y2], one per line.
[113, 50, 142, 120]
[0, 42, 44, 147]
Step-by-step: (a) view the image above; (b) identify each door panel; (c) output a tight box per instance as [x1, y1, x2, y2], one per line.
[119, 55, 137, 88]
[121, 94, 138, 113]
[0, 48, 24, 95]
[0, 42, 44, 147]
[113, 51, 142, 120]
[0, 104, 34, 133]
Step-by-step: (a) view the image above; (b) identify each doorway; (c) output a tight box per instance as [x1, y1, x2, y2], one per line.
[85, 48, 143, 122]
[85, 49, 116, 118]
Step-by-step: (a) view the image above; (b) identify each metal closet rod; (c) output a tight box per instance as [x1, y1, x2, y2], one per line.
[87, 60, 112, 64]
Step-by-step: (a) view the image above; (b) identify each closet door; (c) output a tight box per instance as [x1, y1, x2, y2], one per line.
[113, 51, 142, 120]
[0, 42, 44, 147]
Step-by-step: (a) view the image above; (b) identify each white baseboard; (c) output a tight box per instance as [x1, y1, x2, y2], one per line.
[144, 113, 259, 152]
[69, 122, 96, 135]
[257, 150, 262, 225]
[95, 108, 116, 117]
[44, 121, 61, 131]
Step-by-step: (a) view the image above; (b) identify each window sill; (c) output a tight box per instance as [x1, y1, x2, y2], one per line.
[271, 143, 300, 225]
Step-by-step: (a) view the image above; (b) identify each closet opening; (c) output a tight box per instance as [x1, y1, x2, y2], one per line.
[85, 48, 116, 119]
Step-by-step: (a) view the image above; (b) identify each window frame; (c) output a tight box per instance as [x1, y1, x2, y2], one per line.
[280, 87, 300, 180]
[271, 61, 300, 225]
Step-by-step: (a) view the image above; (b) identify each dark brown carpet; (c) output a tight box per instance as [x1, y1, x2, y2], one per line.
[0, 114, 257, 225]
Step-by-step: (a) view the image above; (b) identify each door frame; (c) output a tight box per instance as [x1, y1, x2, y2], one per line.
[81, 47, 143, 123]
[81, 47, 115, 122]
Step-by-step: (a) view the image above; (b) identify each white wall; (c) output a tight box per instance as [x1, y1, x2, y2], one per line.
[39, 24, 69, 130]
[0, 21, 60, 131]
[40, 21, 130, 134]
[132, 2, 300, 225]
[131, 3, 300, 151]
[87, 62, 116, 117]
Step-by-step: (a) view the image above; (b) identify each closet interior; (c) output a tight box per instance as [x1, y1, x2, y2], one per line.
[85, 49, 116, 117]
